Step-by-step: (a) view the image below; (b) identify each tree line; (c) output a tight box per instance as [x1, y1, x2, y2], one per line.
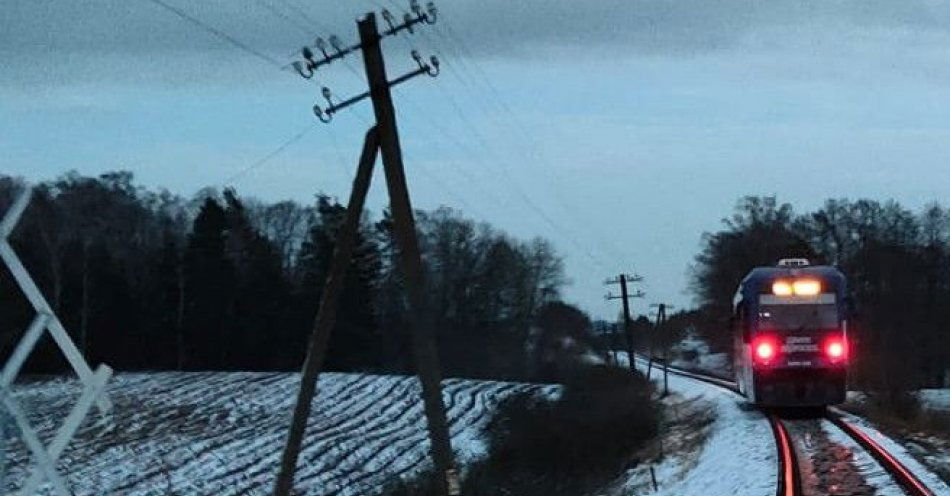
[0, 171, 582, 381]
[691, 196, 950, 390]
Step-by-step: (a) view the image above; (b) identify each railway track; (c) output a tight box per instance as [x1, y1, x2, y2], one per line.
[642, 358, 937, 496]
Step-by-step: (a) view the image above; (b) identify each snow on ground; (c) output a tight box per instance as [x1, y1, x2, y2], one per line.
[668, 334, 731, 379]
[830, 408, 950, 495]
[622, 357, 776, 496]
[920, 389, 950, 413]
[846, 389, 950, 413]
[3, 372, 556, 496]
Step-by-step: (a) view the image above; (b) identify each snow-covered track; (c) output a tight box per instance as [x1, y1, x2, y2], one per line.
[644, 357, 942, 496]
[635, 356, 802, 496]
[823, 412, 936, 496]
[4, 372, 557, 496]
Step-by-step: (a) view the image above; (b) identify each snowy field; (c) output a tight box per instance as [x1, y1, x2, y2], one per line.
[3, 372, 556, 496]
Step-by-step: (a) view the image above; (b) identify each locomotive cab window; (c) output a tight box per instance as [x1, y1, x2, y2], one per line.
[757, 303, 838, 331]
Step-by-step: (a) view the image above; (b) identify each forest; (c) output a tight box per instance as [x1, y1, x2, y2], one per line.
[0, 171, 574, 381]
[3, 173, 946, 392]
[691, 196, 950, 391]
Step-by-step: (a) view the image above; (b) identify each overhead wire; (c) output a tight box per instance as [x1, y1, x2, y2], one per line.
[222, 123, 317, 186]
[143, 0, 285, 68]
[142, 0, 336, 189]
[393, 83, 610, 274]
[254, 0, 317, 36]
[148, 0, 615, 274]
[432, 20, 631, 267]
[375, 0, 613, 273]
[406, 9, 632, 270]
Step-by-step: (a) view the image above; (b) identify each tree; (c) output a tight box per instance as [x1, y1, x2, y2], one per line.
[182, 197, 234, 370]
[528, 302, 601, 381]
[691, 196, 815, 352]
[296, 195, 382, 372]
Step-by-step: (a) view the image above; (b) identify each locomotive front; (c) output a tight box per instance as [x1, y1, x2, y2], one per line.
[734, 259, 850, 407]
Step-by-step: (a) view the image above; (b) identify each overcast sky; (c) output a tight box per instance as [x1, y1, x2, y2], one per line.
[3, 1, 950, 319]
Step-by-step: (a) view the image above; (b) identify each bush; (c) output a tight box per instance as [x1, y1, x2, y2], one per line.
[383, 365, 661, 496]
[488, 366, 658, 472]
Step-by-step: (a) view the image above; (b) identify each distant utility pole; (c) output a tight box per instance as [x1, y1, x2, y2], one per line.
[648, 303, 675, 396]
[605, 273, 644, 372]
[274, 3, 460, 496]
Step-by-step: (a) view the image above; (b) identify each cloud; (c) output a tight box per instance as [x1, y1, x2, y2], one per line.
[4, 1, 949, 57]
[3, 0, 949, 90]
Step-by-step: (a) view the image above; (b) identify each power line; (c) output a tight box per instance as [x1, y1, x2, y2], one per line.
[143, 0, 285, 68]
[390, 81, 610, 273]
[272, 0, 330, 33]
[427, 18, 630, 266]
[378, 4, 618, 270]
[371, 2, 611, 271]
[222, 123, 316, 186]
[253, 0, 315, 38]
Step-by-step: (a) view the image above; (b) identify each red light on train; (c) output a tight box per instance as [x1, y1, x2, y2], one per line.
[824, 337, 847, 362]
[752, 336, 779, 364]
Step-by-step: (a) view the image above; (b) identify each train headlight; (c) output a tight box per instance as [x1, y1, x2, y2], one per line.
[772, 281, 793, 296]
[792, 279, 821, 296]
[772, 279, 821, 296]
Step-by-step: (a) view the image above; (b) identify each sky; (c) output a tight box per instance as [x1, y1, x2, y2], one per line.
[3, 1, 950, 319]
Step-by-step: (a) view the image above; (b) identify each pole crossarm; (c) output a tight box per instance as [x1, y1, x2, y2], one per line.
[313, 52, 439, 123]
[291, 0, 436, 79]
[0, 186, 114, 496]
[605, 274, 643, 285]
[605, 290, 646, 300]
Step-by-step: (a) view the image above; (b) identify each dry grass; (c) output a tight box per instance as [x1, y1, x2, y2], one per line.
[383, 365, 663, 496]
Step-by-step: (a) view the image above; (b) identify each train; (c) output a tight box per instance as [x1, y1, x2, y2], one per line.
[733, 258, 851, 407]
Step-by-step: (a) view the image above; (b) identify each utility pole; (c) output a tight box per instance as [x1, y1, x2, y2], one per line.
[274, 3, 460, 496]
[605, 273, 644, 372]
[357, 12, 457, 496]
[648, 303, 675, 396]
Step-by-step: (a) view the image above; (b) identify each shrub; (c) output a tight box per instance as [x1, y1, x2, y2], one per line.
[383, 365, 661, 496]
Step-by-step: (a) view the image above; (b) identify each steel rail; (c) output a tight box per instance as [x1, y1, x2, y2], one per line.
[641, 357, 938, 496]
[824, 412, 935, 496]
[633, 356, 801, 496]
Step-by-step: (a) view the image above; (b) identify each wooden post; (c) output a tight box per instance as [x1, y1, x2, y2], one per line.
[273, 127, 380, 496]
[606, 273, 643, 372]
[619, 275, 636, 372]
[357, 13, 458, 495]
[657, 303, 669, 396]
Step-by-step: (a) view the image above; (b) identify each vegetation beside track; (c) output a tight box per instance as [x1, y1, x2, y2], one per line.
[840, 396, 950, 485]
[383, 365, 662, 496]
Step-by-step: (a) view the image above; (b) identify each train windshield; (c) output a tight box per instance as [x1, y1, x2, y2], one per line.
[756, 304, 839, 331]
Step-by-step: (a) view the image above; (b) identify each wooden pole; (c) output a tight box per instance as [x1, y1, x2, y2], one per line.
[273, 127, 380, 496]
[358, 13, 458, 496]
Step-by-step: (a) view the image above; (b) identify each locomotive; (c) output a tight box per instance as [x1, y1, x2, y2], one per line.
[732, 258, 851, 407]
